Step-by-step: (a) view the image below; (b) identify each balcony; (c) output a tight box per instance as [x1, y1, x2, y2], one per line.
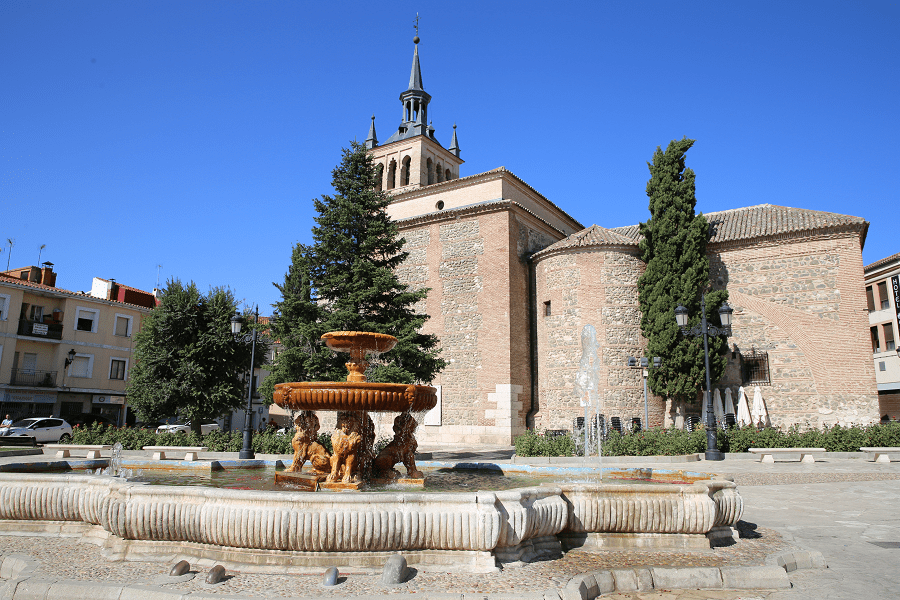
[17, 319, 63, 341]
[10, 369, 58, 387]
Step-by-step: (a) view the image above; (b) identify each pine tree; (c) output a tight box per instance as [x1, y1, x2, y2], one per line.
[127, 280, 266, 436]
[262, 142, 445, 396]
[637, 138, 728, 404]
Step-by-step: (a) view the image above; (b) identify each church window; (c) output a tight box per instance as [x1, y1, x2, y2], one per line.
[387, 160, 396, 189]
[544, 301, 551, 316]
[740, 348, 770, 385]
[401, 156, 411, 186]
[375, 164, 384, 191]
[435, 201, 444, 210]
[427, 158, 434, 184]
[436, 163, 443, 183]
[445, 168, 452, 181]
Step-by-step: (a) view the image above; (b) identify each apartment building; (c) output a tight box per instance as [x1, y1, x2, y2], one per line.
[865, 252, 900, 420]
[0, 264, 156, 425]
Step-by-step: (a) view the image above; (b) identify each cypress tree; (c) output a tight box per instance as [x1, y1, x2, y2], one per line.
[637, 138, 728, 404]
[262, 142, 444, 396]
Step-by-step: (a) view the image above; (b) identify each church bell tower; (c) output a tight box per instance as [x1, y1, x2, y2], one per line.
[366, 32, 463, 192]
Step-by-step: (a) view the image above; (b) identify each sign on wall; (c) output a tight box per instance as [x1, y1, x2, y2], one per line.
[893, 275, 900, 334]
[92, 395, 125, 405]
[3, 391, 55, 404]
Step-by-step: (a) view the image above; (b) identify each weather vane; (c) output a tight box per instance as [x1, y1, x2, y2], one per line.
[413, 13, 420, 43]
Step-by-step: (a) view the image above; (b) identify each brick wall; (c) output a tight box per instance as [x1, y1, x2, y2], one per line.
[533, 246, 657, 433]
[708, 233, 879, 427]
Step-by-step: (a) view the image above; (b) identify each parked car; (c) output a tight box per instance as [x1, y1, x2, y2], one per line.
[66, 413, 117, 429]
[133, 420, 166, 430]
[156, 420, 221, 435]
[0, 417, 73, 444]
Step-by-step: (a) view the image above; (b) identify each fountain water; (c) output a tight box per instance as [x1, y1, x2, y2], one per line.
[272, 331, 436, 490]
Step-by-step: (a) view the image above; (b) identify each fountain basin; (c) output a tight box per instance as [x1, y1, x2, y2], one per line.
[273, 381, 437, 413]
[0, 467, 742, 572]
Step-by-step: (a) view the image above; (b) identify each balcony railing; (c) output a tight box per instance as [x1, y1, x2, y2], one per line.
[10, 369, 58, 387]
[17, 319, 63, 340]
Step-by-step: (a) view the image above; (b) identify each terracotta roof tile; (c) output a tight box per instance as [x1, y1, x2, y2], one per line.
[865, 251, 900, 272]
[608, 204, 867, 245]
[0, 274, 154, 311]
[533, 224, 637, 258]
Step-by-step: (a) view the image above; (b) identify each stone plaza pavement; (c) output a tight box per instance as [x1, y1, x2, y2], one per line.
[0, 448, 898, 599]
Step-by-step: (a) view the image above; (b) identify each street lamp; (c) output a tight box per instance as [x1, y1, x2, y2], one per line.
[626, 355, 661, 430]
[232, 307, 259, 460]
[674, 294, 733, 461]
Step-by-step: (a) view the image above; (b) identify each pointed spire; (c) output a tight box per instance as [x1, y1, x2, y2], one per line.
[408, 41, 424, 91]
[365, 115, 378, 149]
[449, 123, 460, 158]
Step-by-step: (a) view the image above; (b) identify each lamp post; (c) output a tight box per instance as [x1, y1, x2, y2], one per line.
[627, 356, 661, 430]
[674, 294, 733, 461]
[231, 307, 259, 460]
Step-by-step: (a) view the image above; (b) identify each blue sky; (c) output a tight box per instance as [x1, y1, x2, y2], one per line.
[2, 1, 897, 313]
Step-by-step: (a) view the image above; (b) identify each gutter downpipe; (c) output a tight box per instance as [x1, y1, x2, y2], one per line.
[526, 252, 538, 430]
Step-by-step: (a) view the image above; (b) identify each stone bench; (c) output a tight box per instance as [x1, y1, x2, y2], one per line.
[142, 446, 208, 461]
[748, 447, 825, 463]
[43, 444, 111, 459]
[859, 447, 900, 463]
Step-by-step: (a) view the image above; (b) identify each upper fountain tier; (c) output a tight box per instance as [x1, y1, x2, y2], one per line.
[272, 331, 437, 413]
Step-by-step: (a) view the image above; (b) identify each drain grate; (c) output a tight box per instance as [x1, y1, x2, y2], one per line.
[868, 541, 900, 549]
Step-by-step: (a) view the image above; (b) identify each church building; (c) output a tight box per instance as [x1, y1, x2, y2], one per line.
[365, 38, 879, 445]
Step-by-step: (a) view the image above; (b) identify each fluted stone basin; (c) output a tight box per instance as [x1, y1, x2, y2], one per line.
[273, 381, 437, 413]
[272, 331, 437, 413]
[0, 470, 743, 572]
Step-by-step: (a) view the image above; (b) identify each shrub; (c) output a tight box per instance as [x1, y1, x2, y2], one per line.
[513, 429, 575, 457]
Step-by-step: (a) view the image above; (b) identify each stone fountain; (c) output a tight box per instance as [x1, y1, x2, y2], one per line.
[0, 332, 744, 573]
[271, 331, 436, 490]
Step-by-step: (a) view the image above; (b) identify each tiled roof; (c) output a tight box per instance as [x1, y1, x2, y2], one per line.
[703, 204, 867, 244]
[533, 225, 637, 258]
[608, 204, 867, 245]
[0, 274, 153, 311]
[865, 251, 900, 272]
[0, 274, 79, 295]
[93, 277, 155, 295]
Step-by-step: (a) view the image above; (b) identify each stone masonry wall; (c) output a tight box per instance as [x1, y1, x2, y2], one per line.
[534, 247, 657, 433]
[709, 234, 879, 427]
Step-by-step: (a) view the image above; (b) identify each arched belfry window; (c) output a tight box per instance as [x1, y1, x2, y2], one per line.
[445, 168, 452, 181]
[401, 156, 411, 186]
[426, 158, 434, 185]
[375, 164, 384, 191]
[436, 163, 443, 183]
[387, 160, 396, 189]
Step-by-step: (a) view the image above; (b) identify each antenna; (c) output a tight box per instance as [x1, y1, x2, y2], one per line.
[5, 238, 13, 271]
[38, 244, 46, 265]
[156, 264, 163, 289]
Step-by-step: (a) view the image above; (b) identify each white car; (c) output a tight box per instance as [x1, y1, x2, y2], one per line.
[155, 420, 221, 435]
[0, 417, 73, 444]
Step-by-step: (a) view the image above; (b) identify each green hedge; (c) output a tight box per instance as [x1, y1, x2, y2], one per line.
[514, 422, 900, 457]
[70, 423, 295, 454]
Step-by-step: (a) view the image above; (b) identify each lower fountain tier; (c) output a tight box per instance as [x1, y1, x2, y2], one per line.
[273, 381, 437, 413]
[0, 473, 743, 572]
